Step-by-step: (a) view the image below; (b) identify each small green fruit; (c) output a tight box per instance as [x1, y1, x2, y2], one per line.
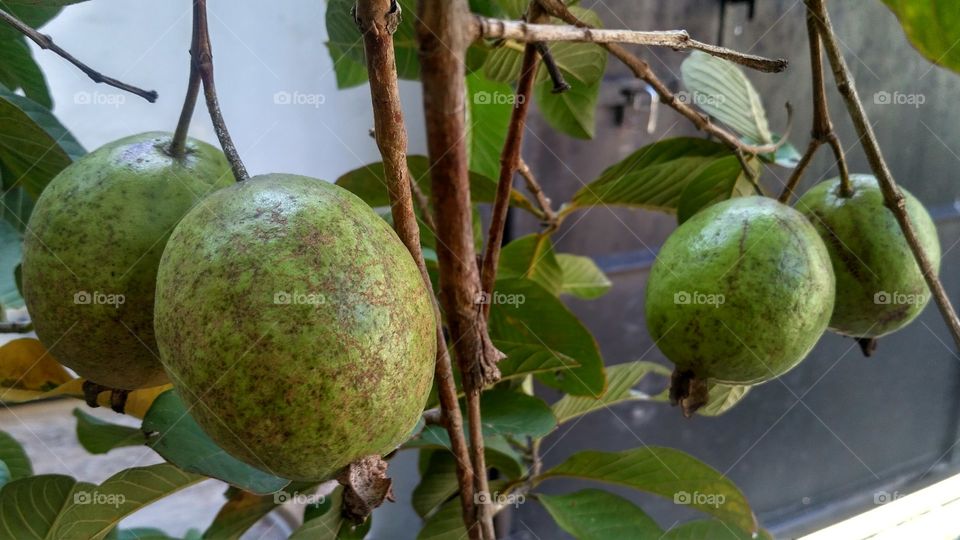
[796, 174, 940, 338]
[646, 196, 835, 386]
[154, 174, 436, 481]
[22, 132, 232, 390]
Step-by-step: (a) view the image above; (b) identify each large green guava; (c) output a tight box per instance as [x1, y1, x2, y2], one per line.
[646, 196, 835, 389]
[796, 174, 940, 338]
[153, 174, 436, 481]
[22, 132, 233, 390]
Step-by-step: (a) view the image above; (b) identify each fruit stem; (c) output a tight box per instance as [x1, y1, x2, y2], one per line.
[0, 8, 157, 102]
[809, 0, 960, 349]
[168, 18, 203, 159]
[191, 0, 249, 181]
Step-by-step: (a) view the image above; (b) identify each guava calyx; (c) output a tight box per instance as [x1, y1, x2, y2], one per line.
[337, 455, 395, 523]
[669, 369, 710, 417]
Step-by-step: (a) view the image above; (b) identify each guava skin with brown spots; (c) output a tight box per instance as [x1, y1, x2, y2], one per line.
[796, 174, 940, 338]
[21, 132, 233, 390]
[154, 174, 437, 481]
[645, 196, 835, 385]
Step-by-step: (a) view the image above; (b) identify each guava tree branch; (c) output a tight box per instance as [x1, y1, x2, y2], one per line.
[0, 8, 157, 102]
[193, 0, 248, 181]
[479, 6, 541, 319]
[354, 0, 478, 532]
[473, 17, 787, 73]
[533, 0, 783, 156]
[418, 0, 505, 538]
[169, 3, 203, 158]
[518, 158, 557, 229]
[808, 0, 960, 349]
[778, 7, 850, 203]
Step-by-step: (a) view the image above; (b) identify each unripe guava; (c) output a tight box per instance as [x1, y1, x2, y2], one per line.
[154, 174, 436, 481]
[22, 132, 233, 390]
[796, 174, 940, 338]
[646, 196, 835, 386]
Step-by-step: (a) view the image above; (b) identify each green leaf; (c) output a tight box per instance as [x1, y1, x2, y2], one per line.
[698, 383, 751, 417]
[537, 448, 757, 533]
[535, 72, 603, 140]
[0, 221, 23, 309]
[676, 156, 757, 224]
[552, 361, 671, 424]
[0, 86, 85, 199]
[476, 388, 556, 438]
[498, 234, 564, 295]
[466, 73, 513, 182]
[495, 343, 581, 381]
[325, 0, 419, 80]
[1, 184, 35, 233]
[556, 254, 611, 299]
[681, 51, 772, 144]
[416, 497, 465, 540]
[0, 430, 31, 480]
[0, 38, 51, 108]
[0, 474, 82, 539]
[661, 520, 763, 540]
[0, 4, 69, 41]
[325, 42, 368, 89]
[73, 408, 144, 455]
[203, 488, 286, 540]
[760, 134, 800, 168]
[49, 464, 203, 540]
[570, 138, 733, 212]
[289, 485, 371, 540]
[489, 278, 606, 396]
[0, 462, 9, 488]
[142, 390, 290, 495]
[881, 1, 960, 74]
[538, 489, 662, 539]
[412, 451, 459, 517]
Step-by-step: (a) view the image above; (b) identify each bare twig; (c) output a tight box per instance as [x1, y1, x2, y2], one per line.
[409, 176, 437, 231]
[778, 8, 849, 203]
[808, 0, 960, 349]
[418, 1, 505, 538]
[356, 0, 478, 536]
[534, 43, 570, 93]
[0, 8, 157, 102]
[473, 17, 787, 73]
[534, 0, 782, 156]
[168, 6, 203, 158]
[193, 0, 248, 181]
[518, 158, 557, 228]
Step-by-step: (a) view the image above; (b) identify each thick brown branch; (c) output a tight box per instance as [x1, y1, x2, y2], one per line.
[356, 0, 478, 535]
[808, 0, 960, 348]
[473, 17, 787, 73]
[418, 1, 505, 538]
[193, 0, 248, 181]
[534, 0, 781, 156]
[0, 8, 157, 102]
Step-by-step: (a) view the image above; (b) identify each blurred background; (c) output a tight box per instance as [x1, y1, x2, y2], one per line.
[3, 0, 960, 538]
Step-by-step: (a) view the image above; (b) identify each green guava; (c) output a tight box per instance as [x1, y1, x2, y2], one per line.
[153, 174, 437, 481]
[22, 132, 233, 390]
[796, 174, 940, 338]
[646, 196, 835, 388]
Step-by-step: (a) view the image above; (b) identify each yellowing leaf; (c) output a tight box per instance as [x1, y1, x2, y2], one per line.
[0, 337, 71, 393]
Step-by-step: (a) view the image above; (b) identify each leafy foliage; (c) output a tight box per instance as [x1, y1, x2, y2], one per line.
[538, 489, 662, 539]
[881, 1, 960, 74]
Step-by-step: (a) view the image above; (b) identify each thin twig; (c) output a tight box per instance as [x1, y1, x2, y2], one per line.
[418, 1, 506, 538]
[778, 8, 849, 203]
[473, 16, 787, 73]
[356, 0, 478, 536]
[808, 0, 960, 349]
[193, 0, 248, 181]
[168, 9, 203, 158]
[534, 0, 782, 156]
[480, 38, 539, 320]
[534, 43, 570, 93]
[0, 8, 157, 102]
[518, 158, 557, 228]
[409, 176, 437, 231]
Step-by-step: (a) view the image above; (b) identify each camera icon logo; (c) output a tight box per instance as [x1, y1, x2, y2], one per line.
[674, 491, 691, 505]
[74, 291, 92, 305]
[273, 491, 291, 504]
[74, 491, 92, 504]
[273, 91, 292, 105]
[874, 291, 891, 304]
[674, 291, 691, 305]
[874, 91, 891, 105]
[274, 291, 292, 305]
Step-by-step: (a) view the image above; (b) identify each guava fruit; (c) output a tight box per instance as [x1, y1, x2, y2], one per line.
[153, 174, 436, 481]
[796, 174, 940, 338]
[21, 132, 233, 390]
[646, 196, 835, 391]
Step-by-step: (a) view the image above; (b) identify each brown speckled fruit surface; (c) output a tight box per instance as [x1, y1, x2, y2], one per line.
[154, 174, 436, 481]
[22, 132, 233, 390]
